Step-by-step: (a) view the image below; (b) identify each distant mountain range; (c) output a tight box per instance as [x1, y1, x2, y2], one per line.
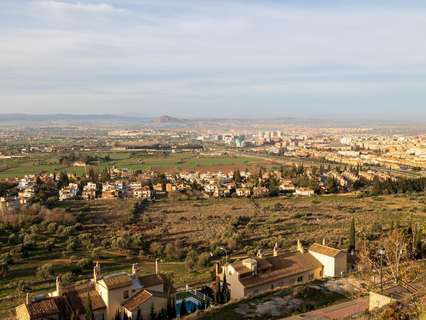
[0, 113, 145, 122]
[154, 115, 188, 123]
[0, 113, 424, 131]
[0, 113, 190, 124]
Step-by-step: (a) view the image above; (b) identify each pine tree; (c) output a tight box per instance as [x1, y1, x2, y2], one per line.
[348, 217, 356, 253]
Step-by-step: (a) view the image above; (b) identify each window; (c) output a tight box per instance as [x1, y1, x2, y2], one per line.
[297, 276, 303, 283]
[123, 290, 129, 299]
[270, 284, 274, 290]
[308, 273, 314, 281]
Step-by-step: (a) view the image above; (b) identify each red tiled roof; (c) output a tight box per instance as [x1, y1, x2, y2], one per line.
[309, 243, 343, 257]
[102, 273, 132, 290]
[237, 252, 323, 289]
[16, 297, 72, 320]
[65, 287, 106, 313]
[122, 290, 152, 311]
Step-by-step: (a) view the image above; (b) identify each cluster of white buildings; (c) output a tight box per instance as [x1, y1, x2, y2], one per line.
[59, 183, 79, 201]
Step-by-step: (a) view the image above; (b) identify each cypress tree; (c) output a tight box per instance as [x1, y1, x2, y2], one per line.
[233, 170, 242, 184]
[136, 308, 143, 320]
[214, 276, 221, 304]
[157, 308, 167, 320]
[149, 304, 156, 320]
[221, 273, 230, 303]
[180, 298, 188, 317]
[166, 294, 175, 319]
[85, 294, 94, 320]
[348, 217, 356, 253]
[405, 221, 414, 256]
[414, 228, 423, 259]
[199, 299, 206, 311]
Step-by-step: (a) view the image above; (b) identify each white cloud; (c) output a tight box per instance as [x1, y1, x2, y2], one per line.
[35, 0, 127, 14]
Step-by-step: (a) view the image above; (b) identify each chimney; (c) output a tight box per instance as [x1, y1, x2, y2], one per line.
[297, 240, 304, 253]
[256, 249, 263, 258]
[273, 243, 278, 257]
[322, 238, 326, 246]
[26, 293, 30, 305]
[93, 261, 101, 283]
[132, 263, 138, 277]
[155, 259, 159, 275]
[56, 276, 62, 296]
[93, 265, 97, 283]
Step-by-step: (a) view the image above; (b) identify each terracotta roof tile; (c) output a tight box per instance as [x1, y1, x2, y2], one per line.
[28, 298, 60, 317]
[65, 287, 106, 313]
[102, 273, 132, 290]
[122, 290, 152, 311]
[237, 252, 323, 289]
[309, 243, 343, 257]
[17, 297, 71, 320]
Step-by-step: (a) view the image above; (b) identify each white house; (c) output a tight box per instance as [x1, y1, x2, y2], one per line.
[295, 187, 315, 197]
[59, 183, 79, 201]
[308, 243, 347, 277]
[16, 262, 175, 320]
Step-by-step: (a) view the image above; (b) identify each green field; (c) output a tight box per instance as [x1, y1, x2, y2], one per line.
[0, 152, 270, 179]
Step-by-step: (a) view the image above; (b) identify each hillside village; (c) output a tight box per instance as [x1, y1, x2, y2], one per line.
[2, 162, 422, 212]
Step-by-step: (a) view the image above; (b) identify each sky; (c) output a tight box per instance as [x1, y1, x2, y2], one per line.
[1, 0, 426, 119]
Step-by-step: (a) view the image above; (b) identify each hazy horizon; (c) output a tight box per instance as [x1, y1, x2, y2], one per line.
[1, 0, 426, 119]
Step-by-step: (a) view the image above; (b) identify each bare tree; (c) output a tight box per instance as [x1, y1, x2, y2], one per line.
[356, 230, 421, 290]
[382, 230, 410, 284]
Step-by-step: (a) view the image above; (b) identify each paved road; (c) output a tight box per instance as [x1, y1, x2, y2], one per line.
[283, 297, 368, 320]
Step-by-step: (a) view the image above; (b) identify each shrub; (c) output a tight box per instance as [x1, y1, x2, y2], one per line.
[37, 263, 54, 279]
[197, 252, 210, 268]
[77, 258, 93, 270]
[47, 223, 57, 233]
[185, 250, 198, 271]
[61, 272, 76, 284]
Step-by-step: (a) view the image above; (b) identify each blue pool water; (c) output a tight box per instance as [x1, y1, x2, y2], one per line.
[176, 300, 199, 316]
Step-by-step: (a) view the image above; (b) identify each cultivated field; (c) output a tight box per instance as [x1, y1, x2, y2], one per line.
[0, 152, 270, 179]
